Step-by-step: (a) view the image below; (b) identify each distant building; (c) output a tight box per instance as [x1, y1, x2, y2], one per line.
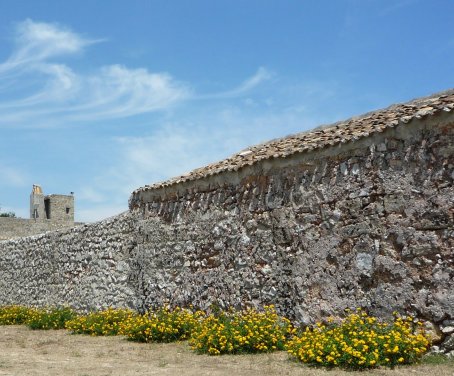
[30, 184, 74, 222]
[0, 185, 79, 241]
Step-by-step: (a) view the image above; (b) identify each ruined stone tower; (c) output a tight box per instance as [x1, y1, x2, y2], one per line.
[1, 185, 78, 241]
[29, 185, 74, 222]
[29, 184, 45, 220]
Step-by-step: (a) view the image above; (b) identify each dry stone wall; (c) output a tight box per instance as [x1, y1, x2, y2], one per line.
[0, 103, 452, 352]
[129, 113, 453, 348]
[0, 212, 137, 311]
[0, 217, 84, 241]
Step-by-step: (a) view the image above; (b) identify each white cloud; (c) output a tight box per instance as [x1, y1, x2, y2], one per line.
[197, 67, 273, 99]
[0, 19, 94, 73]
[0, 20, 273, 127]
[67, 64, 191, 120]
[0, 20, 190, 125]
[231, 66, 273, 94]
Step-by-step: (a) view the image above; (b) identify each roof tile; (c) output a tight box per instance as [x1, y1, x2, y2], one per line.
[133, 89, 454, 194]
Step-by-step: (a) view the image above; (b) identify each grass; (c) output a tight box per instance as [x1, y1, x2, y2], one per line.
[1, 304, 451, 372]
[421, 353, 454, 365]
[1, 325, 453, 376]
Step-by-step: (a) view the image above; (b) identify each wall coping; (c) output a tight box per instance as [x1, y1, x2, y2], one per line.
[130, 89, 454, 207]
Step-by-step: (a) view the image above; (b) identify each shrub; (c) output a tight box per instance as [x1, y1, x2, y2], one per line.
[189, 305, 294, 355]
[121, 306, 202, 343]
[0, 206, 16, 218]
[65, 308, 136, 336]
[26, 306, 77, 330]
[0, 305, 32, 325]
[286, 309, 430, 370]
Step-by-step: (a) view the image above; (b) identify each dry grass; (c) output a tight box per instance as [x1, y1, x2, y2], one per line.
[0, 326, 453, 376]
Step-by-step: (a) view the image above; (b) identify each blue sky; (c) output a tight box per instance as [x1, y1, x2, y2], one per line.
[0, 0, 453, 222]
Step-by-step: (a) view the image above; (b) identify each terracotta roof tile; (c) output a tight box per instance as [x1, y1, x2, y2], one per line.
[133, 89, 454, 194]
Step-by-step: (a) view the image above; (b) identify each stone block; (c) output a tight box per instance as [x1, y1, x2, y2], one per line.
[383, 194, 406, 213]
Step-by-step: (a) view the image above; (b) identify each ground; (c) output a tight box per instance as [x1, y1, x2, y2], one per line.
[0, 326, 453, 376]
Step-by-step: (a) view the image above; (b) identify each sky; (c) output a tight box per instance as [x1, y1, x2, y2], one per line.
[0, 0, 453, 222]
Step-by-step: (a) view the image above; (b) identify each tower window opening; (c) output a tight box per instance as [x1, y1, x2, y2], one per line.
[44, 198, 50, 219]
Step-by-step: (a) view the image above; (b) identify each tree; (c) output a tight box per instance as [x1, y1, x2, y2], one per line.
[0, 205, 16, 218]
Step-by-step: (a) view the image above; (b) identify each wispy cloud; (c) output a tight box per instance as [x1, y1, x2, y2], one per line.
[0, 20, 191, 126]
[0, 20, 273, 127]
[0, 19, 95, 74]
[198, 67, 273, 99]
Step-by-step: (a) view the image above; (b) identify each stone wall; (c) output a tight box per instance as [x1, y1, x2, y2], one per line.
[0, 212, 137, 311]
[129, 112, 453, 343]
[0, 106, 452, 351]
[0, 217, 83, 241]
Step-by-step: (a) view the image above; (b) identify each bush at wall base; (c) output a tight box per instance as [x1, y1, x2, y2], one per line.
[65, 308, 137, 336]
[26, 306, 77, 330]
[189, 305, 295, 355]
[121, 306, 203, 343]
[286, 309, 430, 370]
[0, 305, 32, 325]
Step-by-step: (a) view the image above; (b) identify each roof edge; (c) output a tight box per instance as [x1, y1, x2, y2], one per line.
[131, 88, 454, 197]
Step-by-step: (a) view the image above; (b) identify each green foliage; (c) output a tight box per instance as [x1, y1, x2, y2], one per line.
[121, 306, 203, 343]
[0, 305, 32, 325]
[65, 308, 136, 336]
[26, 306, 77, 330]
[421, 353, 454, 365]
[189, 305, 294, 355]
[286, 309, 430, 370]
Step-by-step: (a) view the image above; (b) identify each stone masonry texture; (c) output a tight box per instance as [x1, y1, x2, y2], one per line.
[0, 218, 82, 241]
[130, 112, 453, 323]
[0, 213, 137, 311]
[0, 90, 453, 350]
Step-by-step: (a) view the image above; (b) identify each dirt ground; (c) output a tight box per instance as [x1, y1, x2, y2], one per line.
[0, 326, 453, 376]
